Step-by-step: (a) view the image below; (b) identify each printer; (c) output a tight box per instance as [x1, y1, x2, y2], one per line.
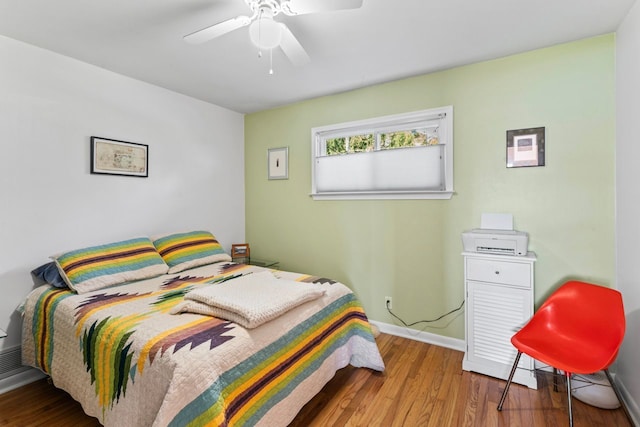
[462, 228, 528, 256]
[462, 213, 529, 256]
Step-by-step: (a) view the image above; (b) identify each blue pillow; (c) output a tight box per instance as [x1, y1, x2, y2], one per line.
[31, 262, 68, 289]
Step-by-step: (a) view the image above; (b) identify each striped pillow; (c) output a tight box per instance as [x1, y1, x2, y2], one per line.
[152, 230, 231, 274]
[52, 237, 169, 294]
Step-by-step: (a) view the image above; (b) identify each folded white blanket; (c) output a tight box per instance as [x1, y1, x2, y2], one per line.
[170, 271, 326, 328]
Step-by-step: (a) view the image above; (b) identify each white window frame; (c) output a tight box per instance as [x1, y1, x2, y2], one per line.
[311, 106, 454, 200]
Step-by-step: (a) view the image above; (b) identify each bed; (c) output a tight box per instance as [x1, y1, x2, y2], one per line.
[21, 234, 384, 426]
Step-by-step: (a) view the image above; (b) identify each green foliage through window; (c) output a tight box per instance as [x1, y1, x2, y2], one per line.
[326, 134, 374, 155]
[325, 128, 438, 156]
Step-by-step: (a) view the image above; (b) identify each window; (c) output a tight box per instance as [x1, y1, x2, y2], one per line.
[311, 106, 453, 200]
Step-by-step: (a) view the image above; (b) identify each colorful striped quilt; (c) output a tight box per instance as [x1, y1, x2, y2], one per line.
[22, 262, 385, 426]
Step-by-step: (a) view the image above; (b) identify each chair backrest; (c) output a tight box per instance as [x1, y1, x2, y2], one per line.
[534, 280, 625, 368]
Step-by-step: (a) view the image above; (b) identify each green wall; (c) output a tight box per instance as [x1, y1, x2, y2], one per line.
[244, 35, 615, 340]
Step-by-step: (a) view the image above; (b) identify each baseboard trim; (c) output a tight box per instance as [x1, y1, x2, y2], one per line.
[370, 320, 465, 352]
[613, 373, 640, 426]
[0, 368, 46, 395]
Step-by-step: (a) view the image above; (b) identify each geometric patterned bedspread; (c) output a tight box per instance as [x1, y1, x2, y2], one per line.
[21, 261, 385, 426]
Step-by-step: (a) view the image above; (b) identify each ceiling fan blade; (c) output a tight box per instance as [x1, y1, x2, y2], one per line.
[184, 16, 251, 44]
[282, 0, 363, 15]
[279, 24, 310, 66]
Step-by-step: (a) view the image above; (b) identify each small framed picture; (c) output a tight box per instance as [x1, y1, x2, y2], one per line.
[268, 147, 289, 180]
[506, 127, 545, 168]
[91, 136, 149, 177]
[231, 243, 250, 259]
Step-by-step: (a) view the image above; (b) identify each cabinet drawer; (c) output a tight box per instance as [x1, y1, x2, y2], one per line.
[466, 258, 531, 288]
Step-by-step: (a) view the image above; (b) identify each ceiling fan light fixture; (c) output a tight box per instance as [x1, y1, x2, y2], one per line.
[249, 14, 282, 50]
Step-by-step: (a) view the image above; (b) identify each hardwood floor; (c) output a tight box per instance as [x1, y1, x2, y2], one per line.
[0, 333, 632, 426]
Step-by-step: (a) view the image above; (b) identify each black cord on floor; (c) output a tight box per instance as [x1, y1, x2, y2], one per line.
[386, 299, 465, 327]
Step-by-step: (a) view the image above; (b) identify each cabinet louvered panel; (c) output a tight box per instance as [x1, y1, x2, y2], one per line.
[469, 282, 527, 366]
[462, 252, 537, 389]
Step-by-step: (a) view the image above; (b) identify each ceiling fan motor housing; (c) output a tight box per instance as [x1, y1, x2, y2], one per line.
[247, 0, 284, 18]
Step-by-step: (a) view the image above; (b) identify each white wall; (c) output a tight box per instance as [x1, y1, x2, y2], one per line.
[0, 35, 245, 351]
[616, 2, 640, 423]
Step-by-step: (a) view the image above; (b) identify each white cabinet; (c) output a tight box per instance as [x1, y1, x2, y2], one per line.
[462, 251, 538, 389]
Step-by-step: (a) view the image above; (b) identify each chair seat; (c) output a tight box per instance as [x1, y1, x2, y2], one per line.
[512, 281, 624, 375]
[512, 333, 619, 374]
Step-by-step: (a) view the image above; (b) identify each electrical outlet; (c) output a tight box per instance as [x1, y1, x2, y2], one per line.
[385, 296, 392, 310]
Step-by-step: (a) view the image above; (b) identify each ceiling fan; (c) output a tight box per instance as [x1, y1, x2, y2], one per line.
[184, 0, 364, 68]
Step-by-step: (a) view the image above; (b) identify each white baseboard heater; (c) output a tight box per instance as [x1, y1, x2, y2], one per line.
[0, 345, 29, 380]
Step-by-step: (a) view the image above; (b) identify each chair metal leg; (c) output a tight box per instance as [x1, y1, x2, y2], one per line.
[604, 369, 635, 426]
[566, 372, 574, 427]
[498, 351, 522, 411]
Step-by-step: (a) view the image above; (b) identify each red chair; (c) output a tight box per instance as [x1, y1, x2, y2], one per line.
[497, 280, 630, 426]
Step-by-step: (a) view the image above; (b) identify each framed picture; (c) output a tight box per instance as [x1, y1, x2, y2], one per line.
[506, 127, 545, 168]
[268, 147, 289, 180]
[90, 136, 149, 177]
[231, 243, 250, 259]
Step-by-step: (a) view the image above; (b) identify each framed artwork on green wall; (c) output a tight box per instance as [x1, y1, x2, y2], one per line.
[268, 147, 289, 180]
[506, 127, 545, 168]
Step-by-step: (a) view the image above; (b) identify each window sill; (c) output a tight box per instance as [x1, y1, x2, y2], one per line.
[310, 190, 454, 200]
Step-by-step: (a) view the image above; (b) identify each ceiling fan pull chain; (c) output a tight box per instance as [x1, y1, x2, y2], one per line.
[258, 7, 263, 46]
[256, 8, 264, 59]
[269, 48, 274, 75]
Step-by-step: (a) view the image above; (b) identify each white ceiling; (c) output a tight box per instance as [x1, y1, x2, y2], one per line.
[0, 0, 634, 113]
